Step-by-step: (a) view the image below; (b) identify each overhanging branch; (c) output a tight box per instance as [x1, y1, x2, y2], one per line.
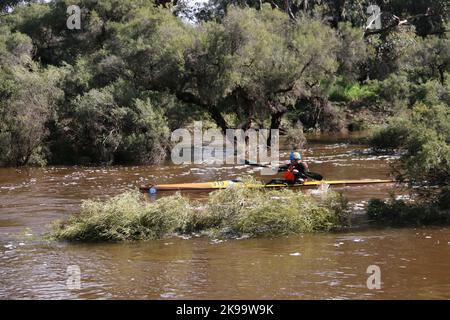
[364, 12, 446, 37]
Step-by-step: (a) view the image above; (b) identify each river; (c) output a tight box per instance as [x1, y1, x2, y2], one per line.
[1, 134, 449, 299]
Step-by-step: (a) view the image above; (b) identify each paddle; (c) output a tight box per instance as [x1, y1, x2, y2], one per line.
[244, 160, 323, 181]
[244, 160, 271, 168]
[303, 171, 323, 181]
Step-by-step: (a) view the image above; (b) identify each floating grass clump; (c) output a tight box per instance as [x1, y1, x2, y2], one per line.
[50, 193, 205, 241]
[207, 187, 349, 237]
[51, 184, 350, 242]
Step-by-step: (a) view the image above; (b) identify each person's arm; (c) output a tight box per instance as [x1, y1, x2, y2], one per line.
[303, 161, 309, 172]
[277, 164, 289, 172]
[295, 163, 309, 176]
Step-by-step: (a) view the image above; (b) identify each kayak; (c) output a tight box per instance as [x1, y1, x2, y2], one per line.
[139, 179, 395, 194]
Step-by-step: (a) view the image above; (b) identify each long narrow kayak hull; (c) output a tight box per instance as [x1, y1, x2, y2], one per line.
[139, 179, 395, 194]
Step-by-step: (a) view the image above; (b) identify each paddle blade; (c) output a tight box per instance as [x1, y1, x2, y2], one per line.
[306, 171, 323, 181]
[244, 160, 269, 168]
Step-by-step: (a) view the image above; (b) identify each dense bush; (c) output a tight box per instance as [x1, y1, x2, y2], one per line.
[368, 78, 450, 223]
[370, 101, 450, 185]
[0, 65, 64, 166]
[369, 117, 410, 151]
[367, 197, 450, 226]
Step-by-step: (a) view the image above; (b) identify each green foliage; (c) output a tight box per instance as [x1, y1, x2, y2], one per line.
[119, 98, 171, 164]
[0, 26, 33, 66]
[345, 84, 376, 101]
[370, 101, 450, 194]
[197, 0, 449, 35]
[369, 117, 410, 150]
[111, 3, 194, 89]
[366, 73, 411, 109]
[401, 103, 450, 186]
[368, 73, 450, 218]
[365, 26, 417, 80]
[69, 87, 122, 164]
[410, 78, 450, 106]
[51, 84, 171, 165]
[0, 62, 64, 166]
[329, 81, 376, 102]
[336, 22, 367, 81]
[404, 36, 450, 85]
[50, 185, 350, 242]
[1, 0, 449, 166]
[50, 192, 203, 241]
[367, 197, 450, 226]
[183, 6, 340, 130]
[369, 89, 450, 228]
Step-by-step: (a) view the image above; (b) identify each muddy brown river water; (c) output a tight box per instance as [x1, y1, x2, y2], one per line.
[1, 134, 449, 299]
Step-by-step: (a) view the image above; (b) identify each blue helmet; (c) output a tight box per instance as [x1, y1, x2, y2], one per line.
[289, 152, 302, 160]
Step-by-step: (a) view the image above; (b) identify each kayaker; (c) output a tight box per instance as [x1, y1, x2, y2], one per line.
[279, 152, 309, 184]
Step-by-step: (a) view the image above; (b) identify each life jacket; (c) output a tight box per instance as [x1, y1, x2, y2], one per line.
[283, 164, 296, 182]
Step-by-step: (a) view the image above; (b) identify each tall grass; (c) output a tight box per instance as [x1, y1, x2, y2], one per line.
[51, 184, 350, 242]
[329, 82, 376, 102]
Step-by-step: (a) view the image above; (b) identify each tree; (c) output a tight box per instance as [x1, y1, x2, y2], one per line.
[0, 26, 63, 166]
[50, 77, 172, 165]
[404, 35, 450, 85]
[336, 22, 367, 81]
[110, 4, 194, 91]
[0, 65, 64, 166]
[178, 5, 340, 140]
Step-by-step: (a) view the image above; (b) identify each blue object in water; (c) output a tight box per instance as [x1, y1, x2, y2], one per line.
[149, 187, 157, 194]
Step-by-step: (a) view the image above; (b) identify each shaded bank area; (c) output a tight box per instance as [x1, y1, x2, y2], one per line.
[368, 196, 450, 226]
[50, 186, 350, 242]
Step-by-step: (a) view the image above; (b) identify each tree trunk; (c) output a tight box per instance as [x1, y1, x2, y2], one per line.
[267, 111, 284, 146]
[439, 66, 445, 85]
[233, 87, 255, 130]
[207, 106, 229, 134]
[175, 91, 229, 133]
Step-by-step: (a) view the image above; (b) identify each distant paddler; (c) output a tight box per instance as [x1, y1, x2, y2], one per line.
[278, 151, 310, 184]
[245, 150, 323, 184]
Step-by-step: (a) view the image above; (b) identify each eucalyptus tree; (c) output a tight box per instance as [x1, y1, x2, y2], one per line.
[0, 26, 64, 166]
[403, 35, 450, 85]
[178, 5, 340, 142]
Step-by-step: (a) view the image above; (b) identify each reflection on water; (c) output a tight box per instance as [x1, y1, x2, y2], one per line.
[1, 136, 449, 299]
